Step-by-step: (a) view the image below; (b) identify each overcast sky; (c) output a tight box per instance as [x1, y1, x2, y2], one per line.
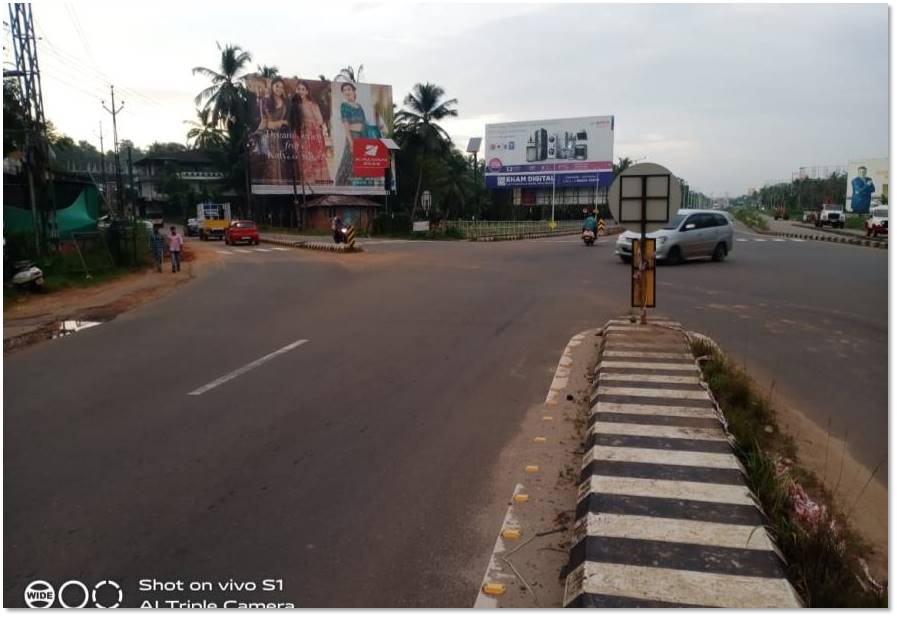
[16, 1, 889, 195]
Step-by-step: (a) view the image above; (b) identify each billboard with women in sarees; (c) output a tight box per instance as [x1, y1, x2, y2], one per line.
[244, 75, 394, 195]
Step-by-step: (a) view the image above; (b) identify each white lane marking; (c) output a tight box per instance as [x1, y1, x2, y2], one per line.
[586, 513, 772, 551]
[473, 483, 525, 608]
[753, 239, 766, 242]
[216, 250, 231, 255]
[582, 446, 741, 470]
[592, 401, 717, 418]
[600, 361, 697, 372]
[591, 422, 726, 441]
[578, 563, 802, 608]
[604, 351, 693, 360]
[790, 238, 805, 242]
[736, 238, 748, 242]
[772, 239, 786, 242]
[597, 386, 708, 400]
[586, 475, 752, 503]
[601, 373, 700, 384]
[188, 339, 309, 395]
[253, 248, 272, 252]
[234, 249, 252, 254]
[270, 247, 289, 251]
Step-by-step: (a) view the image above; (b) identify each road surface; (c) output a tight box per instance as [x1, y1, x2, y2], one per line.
[5, 230, 886, 606]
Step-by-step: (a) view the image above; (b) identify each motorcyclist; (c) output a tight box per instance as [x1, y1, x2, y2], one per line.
[582, 213, 598, 234]
[333, 216, 344, 243]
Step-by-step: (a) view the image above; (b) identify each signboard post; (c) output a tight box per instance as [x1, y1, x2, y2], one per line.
[608, 163, 680, 324]
[421, 190, 432, 215]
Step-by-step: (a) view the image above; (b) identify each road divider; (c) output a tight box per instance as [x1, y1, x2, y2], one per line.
[563, 318, 802, 608]
[260, 234, 364, 253]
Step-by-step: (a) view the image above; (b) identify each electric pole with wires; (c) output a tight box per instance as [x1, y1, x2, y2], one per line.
[102, 85, 124, 216]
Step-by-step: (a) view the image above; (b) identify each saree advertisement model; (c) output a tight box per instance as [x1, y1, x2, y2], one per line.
[244, 75, 394, 195]
[484, 115, 614, 188]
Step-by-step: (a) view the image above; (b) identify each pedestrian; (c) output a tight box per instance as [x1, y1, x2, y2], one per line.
[168, 226, 183, 273]
[149, 225, 165, 273]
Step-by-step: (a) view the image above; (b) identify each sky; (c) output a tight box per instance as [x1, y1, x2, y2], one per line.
[10, 1, 889, 196]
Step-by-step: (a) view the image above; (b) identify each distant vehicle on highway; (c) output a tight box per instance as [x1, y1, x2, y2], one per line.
[186, 218, 200, 237]
[865, 206, 888, 237]
[615, 209, 734, 265]
[815, 205, 846, 229]
[224, 220, 260, 246]
[801, 210, 816, 223]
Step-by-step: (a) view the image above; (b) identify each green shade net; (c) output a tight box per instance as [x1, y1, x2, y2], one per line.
[4, 184, 99, 239]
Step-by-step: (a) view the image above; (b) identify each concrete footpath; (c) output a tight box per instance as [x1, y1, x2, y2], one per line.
[563, 319, 802, 608]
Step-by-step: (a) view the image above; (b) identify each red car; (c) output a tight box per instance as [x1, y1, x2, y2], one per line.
[224, 220, 259, 246]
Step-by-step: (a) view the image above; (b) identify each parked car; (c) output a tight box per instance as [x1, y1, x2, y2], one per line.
[224, 220, 259, 246]
[615, 209, 734, 265]
[814, 205, 845, 228]
[865, 206, 888, 237]
[186, 218, 200, 237]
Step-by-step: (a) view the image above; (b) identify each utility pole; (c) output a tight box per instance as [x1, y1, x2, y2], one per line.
[6, 3, 50, 258]
[95, 121, 109, 209]
[102, 86, 124, 216]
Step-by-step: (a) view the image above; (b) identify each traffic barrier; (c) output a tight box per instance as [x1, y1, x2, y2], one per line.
[260, 236, 363, 253]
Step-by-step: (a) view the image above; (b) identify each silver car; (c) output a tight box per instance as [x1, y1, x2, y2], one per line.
[614, 209, 734, 265]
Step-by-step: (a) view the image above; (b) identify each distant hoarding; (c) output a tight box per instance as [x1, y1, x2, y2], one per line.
[846, 158, 889, 213]
[244, 75, 393, 195]
[484, 116, 614, 189]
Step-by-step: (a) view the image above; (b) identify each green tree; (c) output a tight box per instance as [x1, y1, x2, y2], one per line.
[192, 42, 253, 128]
[394, 82, 458, 219]
[257, 64, 279, 78]
[613, 156, 633, 179]
[185, 108, 225, 151]
[334, 64, 364, 83]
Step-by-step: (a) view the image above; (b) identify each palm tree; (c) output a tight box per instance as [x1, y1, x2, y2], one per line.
[613, 156, 633, 179]
[257, 64, 279, 78]
[185, 108, 225, 151]
[192, 42, 253, 128]
[395, 82, 458, 218]
[334, 64, 364, 83]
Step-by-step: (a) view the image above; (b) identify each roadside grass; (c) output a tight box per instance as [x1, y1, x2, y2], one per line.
[731, 208, 770, 231]
[691, 339, 886, 608]
[845, 215, 866, 231]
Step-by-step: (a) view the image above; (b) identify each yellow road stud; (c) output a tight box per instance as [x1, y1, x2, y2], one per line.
[534, 436, 547, 443]
[501, 528, 522, 540]
[482, 583, 507, 596]
[542, 415, 554, 421]
[525, 465, 539, 473]
[514, 494, 529, 503]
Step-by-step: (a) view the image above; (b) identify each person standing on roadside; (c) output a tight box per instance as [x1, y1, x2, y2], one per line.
[168, 226, 183, 273]
[150, 225, 165, 273]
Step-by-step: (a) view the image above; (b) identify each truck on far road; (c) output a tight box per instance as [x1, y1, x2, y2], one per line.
[814, 204, 846, 229]
[865, 205, 888, 237]
[197, 202, 232, 241]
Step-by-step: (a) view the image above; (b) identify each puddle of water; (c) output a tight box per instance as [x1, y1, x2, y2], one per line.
[52, 320, 103, 339]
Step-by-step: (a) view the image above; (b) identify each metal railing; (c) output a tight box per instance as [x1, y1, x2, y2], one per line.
[444, 219, 586, 240]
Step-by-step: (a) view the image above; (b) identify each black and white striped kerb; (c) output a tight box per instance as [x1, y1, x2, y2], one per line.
[564, 319, 802, 608]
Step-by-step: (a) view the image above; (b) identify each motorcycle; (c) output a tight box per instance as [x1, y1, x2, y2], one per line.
[11, 260, 44, 290]
[333, 226, 350, 244]
[582, 229, 596, 246]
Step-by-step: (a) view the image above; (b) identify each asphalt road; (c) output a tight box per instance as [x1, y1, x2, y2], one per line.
[4, 230, 887, 607]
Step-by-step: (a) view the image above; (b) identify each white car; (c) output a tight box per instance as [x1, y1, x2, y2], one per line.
[615, 209, 735, 265]
[865, 206, 888, 237]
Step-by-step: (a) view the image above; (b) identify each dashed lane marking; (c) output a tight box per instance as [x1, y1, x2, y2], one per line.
[252, 248, 272, 252]
[188, 339, 309, 395]
[270, 247, 289, 251]
[234, 249, 252, 254]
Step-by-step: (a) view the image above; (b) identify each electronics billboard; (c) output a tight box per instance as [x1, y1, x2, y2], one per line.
[244, 75, 394, 195]
[484, 116, 614, 189]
